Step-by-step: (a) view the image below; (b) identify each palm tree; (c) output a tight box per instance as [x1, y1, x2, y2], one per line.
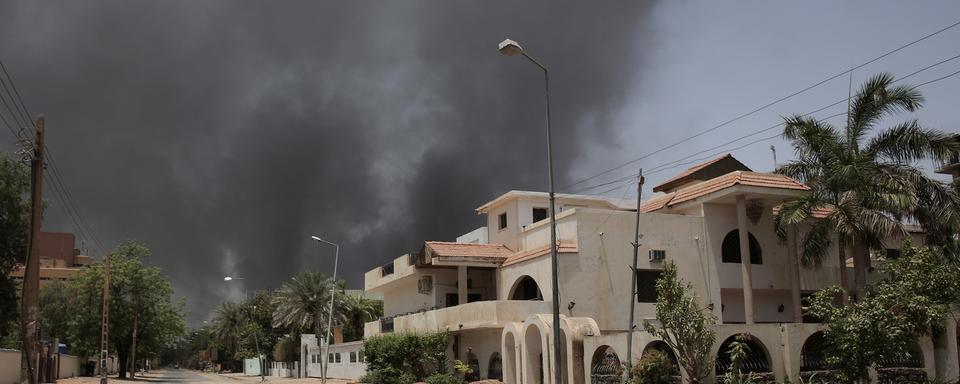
[775, 73, 960, 301]
[212, 301, 246, 370]
[272, 271, 345, 344]
[340, 293, 382, 342]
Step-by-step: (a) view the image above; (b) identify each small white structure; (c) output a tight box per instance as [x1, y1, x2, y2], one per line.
[300, 334, 366, 381]
[361, 154, 958, 383]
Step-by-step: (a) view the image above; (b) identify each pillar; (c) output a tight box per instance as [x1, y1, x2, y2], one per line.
[788, 226, 803, 323]
[736, 195, 755, 324]
[458, 265, 468, 306]
[937, 316, 959, 381]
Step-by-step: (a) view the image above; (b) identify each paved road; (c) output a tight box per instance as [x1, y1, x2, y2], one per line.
[147, 369, 231, 382]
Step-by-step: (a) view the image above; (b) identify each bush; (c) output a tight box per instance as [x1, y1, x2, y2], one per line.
[630, 350, 678, 384]
[359, 366, 416, 384]
[424, 372, 465, 384]
[362, 331, 449, 382]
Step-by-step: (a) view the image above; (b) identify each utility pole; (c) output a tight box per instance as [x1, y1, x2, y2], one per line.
[625, 169, 645, 377]
[20, 115, 44, 384]
[100, 254, 111, 384]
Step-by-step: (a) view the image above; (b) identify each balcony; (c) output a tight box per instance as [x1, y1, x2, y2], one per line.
[364, 300, 552, 337]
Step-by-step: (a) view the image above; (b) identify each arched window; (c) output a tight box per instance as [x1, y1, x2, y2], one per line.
[590, 346, 622, 384]
[715, 334, 771, 376]
[721, 230, 762, 264]
[800, 332, 829, 372]
[510, 276, 543, 301]
[488, 352, 503, 380]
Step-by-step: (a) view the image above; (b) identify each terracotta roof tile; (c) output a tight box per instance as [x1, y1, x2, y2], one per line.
[639, 192, 676, 213]
[642, 171, 809, 212]
[424, 241, 513, 260]
[653, 154, 732, 191]
[502, 241, 578, 267]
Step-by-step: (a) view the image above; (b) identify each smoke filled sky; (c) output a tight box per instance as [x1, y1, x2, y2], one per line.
[1, 1, 958, 324]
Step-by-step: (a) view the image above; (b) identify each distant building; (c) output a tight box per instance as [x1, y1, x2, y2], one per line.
[8, 232, 93, 288]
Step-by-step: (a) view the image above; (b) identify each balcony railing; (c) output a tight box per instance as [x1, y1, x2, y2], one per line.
[364, 300, 552, 337]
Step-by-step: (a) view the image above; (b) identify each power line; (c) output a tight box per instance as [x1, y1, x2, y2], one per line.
[562, 18, 960, 191]
[0, 60, 110, 257]
[567, 53, 960, 196]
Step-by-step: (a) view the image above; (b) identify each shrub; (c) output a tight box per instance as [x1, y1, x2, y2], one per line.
[362, 331, 449, 382]
[630, 350, 678, 384]
[425, 372, 465, 384]
[359, 366, 416, 384]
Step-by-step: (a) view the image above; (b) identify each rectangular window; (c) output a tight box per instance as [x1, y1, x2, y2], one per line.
[498, 213, 507, 230]
[532, 207, 548, 223]
[636, 270, 662, 303]
[350, 352, 357, 363]
[335, 353, 342, 363]
[359, 349, 365, 362]
[328, 353, 334, 363]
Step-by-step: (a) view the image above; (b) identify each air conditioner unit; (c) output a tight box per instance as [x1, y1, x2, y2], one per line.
[417, 276, 433, 294]
[648, 249, 666, 262]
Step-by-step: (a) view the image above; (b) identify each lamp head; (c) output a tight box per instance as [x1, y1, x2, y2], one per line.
[498, 39, 523, 56]
[223, 276, 232, 281]
[311, 235, 322, 242]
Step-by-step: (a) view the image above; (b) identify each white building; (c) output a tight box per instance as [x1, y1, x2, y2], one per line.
[360, 154, 959, 384]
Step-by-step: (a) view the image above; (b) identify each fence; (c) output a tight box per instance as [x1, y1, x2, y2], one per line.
[0, 349, 93, 384]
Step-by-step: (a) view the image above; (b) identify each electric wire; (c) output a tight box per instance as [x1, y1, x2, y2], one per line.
[561, 19, 960, 192]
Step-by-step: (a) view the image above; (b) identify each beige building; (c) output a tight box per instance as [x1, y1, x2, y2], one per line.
[362, 154, 959, 384]
[8, 232, 93, 288]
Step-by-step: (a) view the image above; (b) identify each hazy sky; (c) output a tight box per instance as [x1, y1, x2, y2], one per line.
[1, 1, 958, 324]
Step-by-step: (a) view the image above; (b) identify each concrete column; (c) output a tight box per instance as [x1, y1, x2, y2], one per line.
[787, 227, 803, 323]
[936, 316, 959, 382]
[458, 265, 468, 306]
[736, 195, 755, 324]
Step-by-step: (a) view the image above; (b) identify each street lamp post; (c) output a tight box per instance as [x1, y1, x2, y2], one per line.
[223, 276, 265, 382]
[310, 235, 340, 384]
[498, 38, 563, 384]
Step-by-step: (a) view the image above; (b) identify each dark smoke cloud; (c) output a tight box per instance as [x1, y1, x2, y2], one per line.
[0, 0, 660, 324]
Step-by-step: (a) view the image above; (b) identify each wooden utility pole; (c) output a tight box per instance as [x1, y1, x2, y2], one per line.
[625, 168, 645, 376]
[100, 254, 111, 384]
[20, 116, 44, 384]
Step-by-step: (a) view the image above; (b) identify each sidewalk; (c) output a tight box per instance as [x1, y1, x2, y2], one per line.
[218, 372, 354, 383]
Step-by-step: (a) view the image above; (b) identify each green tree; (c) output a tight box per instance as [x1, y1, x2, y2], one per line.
[644, 261, 716, 384]
[38, 280, 72, 344]
[806, 244, 960, 383]
[0, 153, 30, 343]
[272, 271, 346, 346]
[212, 301, 246, 370]
[341, 293, 382, 342]
[775, 73, 960, 300]
[67, 242, 185, 378]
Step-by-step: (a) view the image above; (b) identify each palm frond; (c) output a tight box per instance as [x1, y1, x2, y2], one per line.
[847, 73, 924, 145]
[865, 120, 960, 163]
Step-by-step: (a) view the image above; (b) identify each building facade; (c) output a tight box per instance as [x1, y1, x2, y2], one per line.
[361, 154, 959, 383]
[8, 232, 93, 288]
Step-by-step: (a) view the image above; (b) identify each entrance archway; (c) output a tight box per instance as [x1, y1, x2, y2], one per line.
[504, 331, 518, 384]
[511, 276, 544, 301]
[524, 324, 545, 384]
[558, 328, 568, 384]
[715, 334, 771, 377]
[590, 346, 622, 384]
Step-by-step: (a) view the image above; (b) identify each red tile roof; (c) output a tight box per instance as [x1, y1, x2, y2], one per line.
[641, 171, 809, 212]
[501, 241, 578, 267]
[424, 241, 514, 260]
[652, 154, 752, 192]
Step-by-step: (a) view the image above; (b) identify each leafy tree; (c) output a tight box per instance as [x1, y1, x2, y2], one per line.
[775, 73, 960, 300]
[272, 335, 299, 363]
[66, 242, 185, 378]
[644, 261, 716, 384]
[38, 280, 72, 344]
[341, 293, 382, 342]
[806, 244, 960, 383]
[0, 153, 30, 343]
